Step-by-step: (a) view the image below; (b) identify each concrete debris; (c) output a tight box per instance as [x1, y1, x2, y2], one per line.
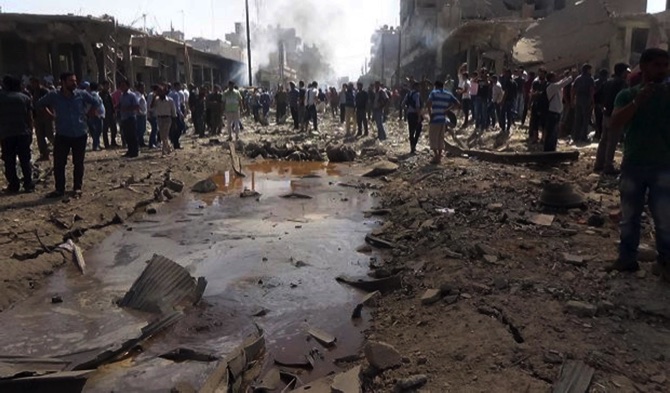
[159, 348, 218, 363]
[539, 182, 586, 209]
[240, 188, 261, 198]
[395, 374, 428, 392]
[280, 192, 313, 199]
[119, 254, 207, 314]
[253, 367, 281, 391]
[565, 300, 598, 318]
[308, 327, 337, 347]
[331, 365, 362, 393]
[364, 341, 402, 370]
[68, 239, 86, 274]
[356, 244, 373, 253]
[362, 161, 399, 178]
[336, 275, 401, 293]
[191, 178, 218, 193]
[528, 214, 554, 227]
[351, 304, 363, 319]
[51, 295, 63, 304]
[361, 291, 382, 307]
[289, 375, 333, 392]
[552, 360, 595, 393]
[420, 289, 442, 306]
[326, 145, 357, 162]
[164, 178, 185, 193]
[562, 253, 586, 267]
[364, 234, 397, 249]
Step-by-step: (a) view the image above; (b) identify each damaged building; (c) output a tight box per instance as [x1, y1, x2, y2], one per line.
[396, 0, 656, 82]
[0, 13, 246, 87]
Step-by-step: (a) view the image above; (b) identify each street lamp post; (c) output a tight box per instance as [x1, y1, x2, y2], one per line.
[245, 0, 253, 86]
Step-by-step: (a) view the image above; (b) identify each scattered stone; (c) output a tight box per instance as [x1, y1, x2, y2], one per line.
[146, 206, 158, 215]
[562, 253, 586, 267]
[597, 301, 615, 315]
[356, 244, 373, 253]
[483, 254, 499, 264]
[416, 356, 428, 365]
[565, 300, 598, 318]
[331, 365, 362, 393]
[444, 295, 459, 305]
[439, 283, 455, 296]
[650, 373, 667, 384]
[529, 213, 555, 226]
[420, 289, 442, 305]
[364, 341, 402, 370]
[308, 327, 337, 347]
[362, 161, 399, 178]
[460, 293, 473, 299]
[474, 243, 497, 257]
[635, 270, 647, 279]
[487, 203, 504, 212]
[351, 304, 363, 319]
[638, 245, 657, 262]
[587, 214, 606, 228]
[162, 188, 175, 200]
[360, 291, 382, 307]
[164, 178, 185, 193]
[191, 178, 217, 193]
[395, 374, 428, 392]
[493, 277, 509, 290]
[251, 308, 269, 317]
[561, 271, 576, 281]
[240, 188, 260, 198]
[327, 145, 357, 163]
[543, 351, 563, 364]
[51, 295, 63, 304]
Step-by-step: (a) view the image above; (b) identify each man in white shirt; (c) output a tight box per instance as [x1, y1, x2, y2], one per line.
[491, 75, 504, 129]
[458, 73, 472, 127]
[135, 82, 148, 147]
[306, 81, 319, 131]
[151, 84, 177, 156]
[544, 71, 573, 152]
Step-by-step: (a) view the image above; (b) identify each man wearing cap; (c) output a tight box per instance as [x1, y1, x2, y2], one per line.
[607, 48, 670, 282]
[594, 63, 630, 174]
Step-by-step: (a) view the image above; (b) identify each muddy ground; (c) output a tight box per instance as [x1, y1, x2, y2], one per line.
[1, 111, 669, 392]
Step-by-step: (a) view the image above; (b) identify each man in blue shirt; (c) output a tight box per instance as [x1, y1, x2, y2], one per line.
[168, 82, 186, 149]
[117, 79, 140, 157]
[402, 80, 422, 154]
[37, 72, 98, 198]
[427, 80, 460, 164]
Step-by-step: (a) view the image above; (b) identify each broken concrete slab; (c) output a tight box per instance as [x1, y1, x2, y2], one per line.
[253, 367, 281, 391]
[280, 192, 313, 199]
[364, 341, 402, 370]
[364, 234, 397, 249]
[552, 360, 594, 393]
[528, 214, 554, 227]
[164, 178, 185, 193]
[395, 374, 428, 392]
[331, 365, 362, 393]
[562, 253, 586, 267]
[326, 145, 357, 163]
[191, 178, 217, 193]
[158, 348, 218, 363]
[119, 254, 206, 314]
[565, 300, 598, 318]
[336, 275, 401, 293]
[420, 289, 442, 306]
[308, 327, 337, 347]
[362, 161, 399, 178]
[290, 375, 333, 392]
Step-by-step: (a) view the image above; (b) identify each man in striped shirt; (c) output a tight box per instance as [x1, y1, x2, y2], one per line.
[427, 80, 460, 164]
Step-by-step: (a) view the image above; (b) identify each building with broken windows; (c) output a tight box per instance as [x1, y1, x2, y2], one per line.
[397, 0, 660, 81]
[0, 13, 246, 88]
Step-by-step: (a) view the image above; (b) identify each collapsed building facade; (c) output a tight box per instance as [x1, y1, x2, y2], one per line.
[0, 13, 246, 88]
[395, 0, 662, 81]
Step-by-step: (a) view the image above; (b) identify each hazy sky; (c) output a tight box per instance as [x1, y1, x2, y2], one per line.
[0, 0, 399, 78]
[0, 0, 665, 78]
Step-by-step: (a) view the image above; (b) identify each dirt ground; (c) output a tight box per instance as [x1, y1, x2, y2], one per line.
[0, 135, 232, 311]
[2, 110, 669, 392]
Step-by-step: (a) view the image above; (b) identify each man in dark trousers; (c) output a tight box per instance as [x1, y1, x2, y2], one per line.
[0, 75, 34, 193]
[288, 82, 300, 130]
[99, 80, 119, 148]
[355, 82, 369, 137]
[403, 80, 422, 153]
[594, 63, 630, 174]
[117, 79, 140, 158]
[37, 72, 98, 198]
[607, 48, 670, 282]
[27, 77, 53, 161]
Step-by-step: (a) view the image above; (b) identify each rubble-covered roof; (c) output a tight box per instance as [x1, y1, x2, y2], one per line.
[461, 0, 516, 20]
[513, 0, 617, 69]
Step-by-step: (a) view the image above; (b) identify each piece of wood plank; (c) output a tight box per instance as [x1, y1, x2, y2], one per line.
[228, 142, 246, 177]
[552, 360, 594, 393]
[70, 240, 86, 274]
[444, 140, 579, 165]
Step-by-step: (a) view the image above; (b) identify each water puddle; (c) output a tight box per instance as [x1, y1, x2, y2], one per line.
[0, 160, 379, 391]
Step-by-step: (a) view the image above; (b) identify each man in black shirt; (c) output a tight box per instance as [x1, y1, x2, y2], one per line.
[594, 63, 630, 174]
[529, 68, 549, 143]
[99, 81, 118, 148]
[593, 68, 609, 140]
[298, 81, 307, 132]
[0, 75, 34, 193]
[355, 82, 369, 136]
[27, 77, 53, 161]
[500, 69, 517, 135]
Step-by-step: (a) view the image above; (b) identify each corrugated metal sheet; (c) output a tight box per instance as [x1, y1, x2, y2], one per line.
[119, 254, 206, 313]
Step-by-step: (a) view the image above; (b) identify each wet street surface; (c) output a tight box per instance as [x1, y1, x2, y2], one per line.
[0, 160, 380, 392]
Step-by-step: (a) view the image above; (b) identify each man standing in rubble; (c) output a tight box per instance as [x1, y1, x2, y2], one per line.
[355, 82, 369, 137]
[27, 77, 53, 161]
[594, 63, 630, 174]
[288, 82, 300, 130]
[426, 80, 459, 165]
[571, 64, 595, 143]
[543, 71, 573, 152]
[305, 82, 319, 132]
[529, 68, 548, 144]
[118, 79, 141, 158]
[373, 81, 389, 141]
[343, 83, 356, 136]
[223, 81, 244, 141]
[0, 75, 34, 193]
[99, 81, 119, 149]
[37, 72, 99, 198]
[275, 85, 288, 124]
[298, 81, 307, 132]
[403, 80, 422, 154]
[607, 48, 670, 282]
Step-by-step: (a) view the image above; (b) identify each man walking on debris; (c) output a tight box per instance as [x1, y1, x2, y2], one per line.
[0, 75, 34, 193]
[607, 48, 670, 282]
[37, 72, 99, 198]
[594, 63, 630, 175]
[373, 81, 389, 141]
[543, 71, 573, 152]
[306, 82, 319, 132]
[529, 68, 548, 144]
[224, 81, 244, 141]
[343, 83, 356, 136]
[403, 80, 422, 154]
[571, 64, 595, 143]
[275, 85, 288, 124]
[298, 81, 307, 132]
[339, 84, 347, 124]
[426, 80, 459, 165]
[150, 84, 176, 156]
[100, 81, 119, 149]
[500, 69, 517, 137]
[207, 85, 224, 135]
[355, 82, 369, 137]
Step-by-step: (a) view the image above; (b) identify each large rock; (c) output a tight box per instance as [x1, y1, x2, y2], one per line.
[327, 145, 357, 163]
[364, 341, 402, 370]
[362, 161, 399, 178]
[565, 300, 597, 318]
[164, 178, 185, 193]
[395, 374, 428, 392]
[191, 178, 217, 193]
[331, 366, 362, 393]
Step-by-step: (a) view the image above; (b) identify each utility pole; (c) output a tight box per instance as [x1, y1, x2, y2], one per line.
[396, 29, 402, 87]
[381, 31, 385, 85]
[245, 0, 253, 86]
